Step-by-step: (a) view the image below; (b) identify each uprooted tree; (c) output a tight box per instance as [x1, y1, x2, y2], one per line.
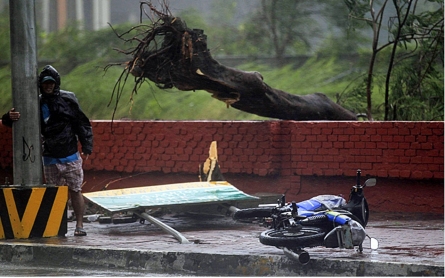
[108, 2, 357, 121]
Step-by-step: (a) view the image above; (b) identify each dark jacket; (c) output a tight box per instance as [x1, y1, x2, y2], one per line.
[1, 111, 13, 127]
[39, 65, 93, 158]
[3, 65, 93, 158]
[40, 90, 93, 158]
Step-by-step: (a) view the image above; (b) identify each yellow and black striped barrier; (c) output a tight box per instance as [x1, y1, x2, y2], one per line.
[0, 185, 68, 239]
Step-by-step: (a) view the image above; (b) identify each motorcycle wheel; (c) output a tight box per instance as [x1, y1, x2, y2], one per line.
[233, 207, 273, 220]
[259, 227, 325, 249]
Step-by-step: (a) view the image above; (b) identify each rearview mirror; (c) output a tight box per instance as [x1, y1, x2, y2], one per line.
[364, 178, 376, 187]
[370, 237, 379, 250]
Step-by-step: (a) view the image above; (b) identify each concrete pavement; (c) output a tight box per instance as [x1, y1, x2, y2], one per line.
[0, 211, 443, 276]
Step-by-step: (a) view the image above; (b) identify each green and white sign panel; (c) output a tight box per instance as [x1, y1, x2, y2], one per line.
[83, 181, 258, 212]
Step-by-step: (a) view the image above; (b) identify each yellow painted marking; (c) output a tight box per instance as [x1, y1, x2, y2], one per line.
[21, 188, 45, 238]
[83, 181, 231, 198]
[0, 217, 4, 239]
[44, 186, 68, 237]
[3, 188, 23, 238]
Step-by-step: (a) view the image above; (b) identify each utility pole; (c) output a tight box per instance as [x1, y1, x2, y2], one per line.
[9, 0, 42, 186]
[1, 2, 67, 240]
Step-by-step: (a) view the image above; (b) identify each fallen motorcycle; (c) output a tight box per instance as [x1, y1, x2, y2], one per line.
[232, 169, 379, 264]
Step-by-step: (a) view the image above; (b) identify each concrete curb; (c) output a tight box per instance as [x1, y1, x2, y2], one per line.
[0, 243, 443, 276]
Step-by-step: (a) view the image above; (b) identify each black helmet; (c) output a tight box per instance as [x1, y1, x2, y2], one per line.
[38, 65, 61, 94]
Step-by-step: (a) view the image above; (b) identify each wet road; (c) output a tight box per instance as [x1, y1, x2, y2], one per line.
[61, 211, 444, 266]
[0, 211, 443, 276]
[0, 260, 178, 276]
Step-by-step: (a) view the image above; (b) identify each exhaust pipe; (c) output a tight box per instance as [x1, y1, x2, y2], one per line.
[283, 247, 310, 265]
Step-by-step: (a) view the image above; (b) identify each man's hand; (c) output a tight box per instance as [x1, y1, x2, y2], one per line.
[81, 153, 89, 160]
[8, 108, 20, 121]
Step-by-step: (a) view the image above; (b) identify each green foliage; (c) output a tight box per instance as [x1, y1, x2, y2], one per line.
[0, 2, 442, 121]
[385, 0, 444, 120]
[38, 22, 136, 74]
[340, 71, 387, 120]
[241, 0, 318, 58]
[0, 9, 10, 62]
[389, 49, 444, 121]
[0, 65, 12, 114]
[343, 0, 443, 120]
[176, 8, 208, 31]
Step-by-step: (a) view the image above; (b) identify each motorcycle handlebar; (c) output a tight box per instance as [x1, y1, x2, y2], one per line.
[356, 169, 361, 186]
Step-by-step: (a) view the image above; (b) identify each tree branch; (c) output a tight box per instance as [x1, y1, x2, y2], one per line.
[109, 2, 357, 121]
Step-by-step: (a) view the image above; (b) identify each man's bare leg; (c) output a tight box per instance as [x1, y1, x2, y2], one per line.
[70, 190, 85, 229]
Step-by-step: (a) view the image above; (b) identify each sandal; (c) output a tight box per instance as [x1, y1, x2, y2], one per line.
[74, 227, 87, 236]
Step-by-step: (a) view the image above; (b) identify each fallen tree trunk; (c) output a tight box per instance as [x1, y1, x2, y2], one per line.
[112, 2, 357, 121]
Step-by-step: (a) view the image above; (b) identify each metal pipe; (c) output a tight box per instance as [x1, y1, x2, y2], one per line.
[135, 212, 190, 244]
[283, 247, 310, 265]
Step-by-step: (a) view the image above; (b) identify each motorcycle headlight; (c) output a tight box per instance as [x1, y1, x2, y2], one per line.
[349, 219, 366, 246]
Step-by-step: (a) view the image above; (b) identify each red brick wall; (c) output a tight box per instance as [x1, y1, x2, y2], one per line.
[1, 121, 443, 180]
[1, 121, 443, 213]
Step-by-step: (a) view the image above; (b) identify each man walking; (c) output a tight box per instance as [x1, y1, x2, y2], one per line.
[2, 65, 93, 236]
